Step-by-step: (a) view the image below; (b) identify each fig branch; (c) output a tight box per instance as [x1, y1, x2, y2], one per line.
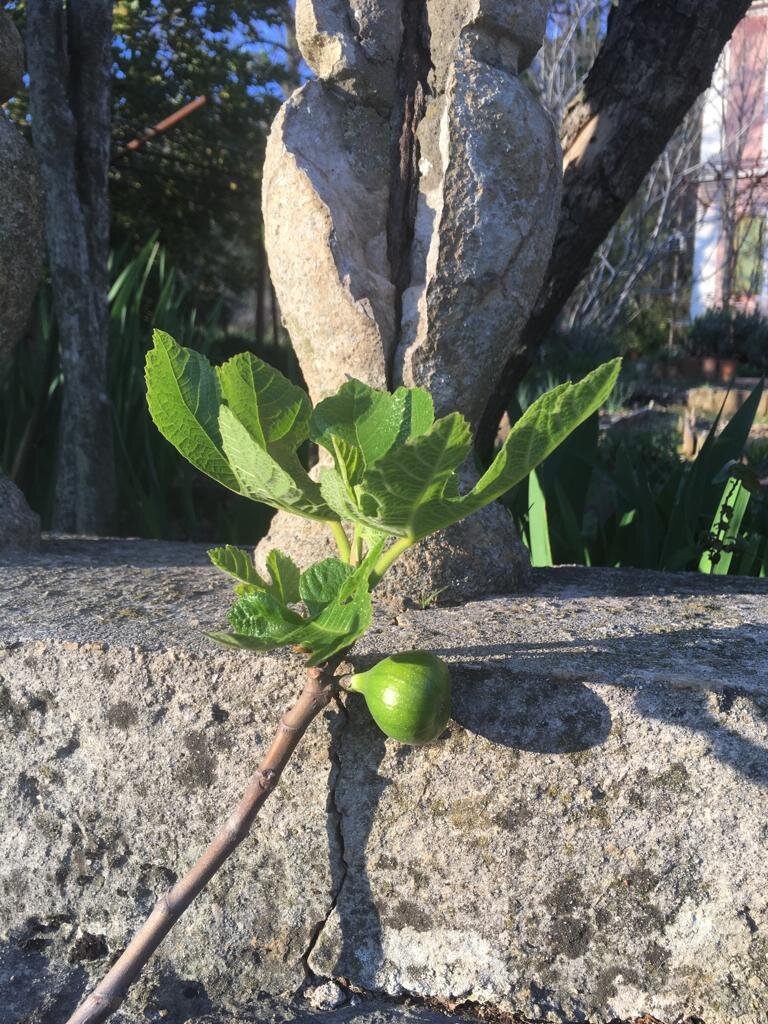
[65, 662, 341, 1024]
[62, 338, 619, 1024]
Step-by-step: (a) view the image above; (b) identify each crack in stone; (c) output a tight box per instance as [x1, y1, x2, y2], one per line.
[386, 0, 433, 387]
[299, 694, 351, 986]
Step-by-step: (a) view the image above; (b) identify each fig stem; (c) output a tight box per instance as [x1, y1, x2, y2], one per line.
[370, 536, 413, 585]
[64, 662, 340, 1024]
[328, 520, 351, 563]
[350, 525, 363, 566]
[338, 672, 362, 692]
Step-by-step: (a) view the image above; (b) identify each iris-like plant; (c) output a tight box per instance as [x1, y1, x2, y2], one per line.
[67, 331, 619, 1024]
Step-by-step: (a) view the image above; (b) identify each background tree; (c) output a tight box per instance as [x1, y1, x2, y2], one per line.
[528, 0, 701, 345]
[26, 0, 115, 533]
[479, 0, 754, 456]
[109, 1, 297, 321]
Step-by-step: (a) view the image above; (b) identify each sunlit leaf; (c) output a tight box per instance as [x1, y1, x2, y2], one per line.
[208, 544, 269, 592]
[217, 351, 310, 449]
[219, 405, 331, 521]
[265, 549, 301, 605]
[145, 329, 239, 492]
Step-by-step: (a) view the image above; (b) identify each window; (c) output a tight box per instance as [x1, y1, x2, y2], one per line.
[734, 215, 765, 295]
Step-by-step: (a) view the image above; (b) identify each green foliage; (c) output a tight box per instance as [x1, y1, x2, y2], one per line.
[5, 1, 293, 309]
[469, 360, 621, 516]
[146, 332, 621, 664]
[146, 331, 241, 493]
[533, 324, 621, 384]
[699, 468, 756, 575]
[109, 1, 293, 303]
[146, 331, 332, 521]
[685, 307, 768, 371]
[317, 360, 622, 544]
[613, 301, 670, 357]
[208, 544, 301, 601]
[212, 540, 385, 665]
[509, 376, 768, 575]
[299, 559, 354, 616]
[310, 381, 435, 490]
[527, 469, 554, 567]
[0, 240, 299, 540]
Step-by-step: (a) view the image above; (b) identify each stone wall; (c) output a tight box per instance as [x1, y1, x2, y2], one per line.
[1, 539, 767, 1023]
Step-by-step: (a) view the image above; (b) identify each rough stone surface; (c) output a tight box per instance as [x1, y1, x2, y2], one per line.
[295, 0, 402, 108]
[395, 4, 560, 426]
[426, 2, 548, 87]
[262, 2, 559, 592]
[0, 110, 45, 367]
[0, 473, 40, 550]
[0, 9, 24, 103]
[372, 498, 531, 609]
[2, 540, 768, 1023]
[262, 82, 393, 405]
[255, 496, 530, 610]
[265, 1, 559, 426]
[3, 955, 472, 1024]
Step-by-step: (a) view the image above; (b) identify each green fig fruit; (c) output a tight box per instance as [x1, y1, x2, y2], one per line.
[346, 650, 451, 745]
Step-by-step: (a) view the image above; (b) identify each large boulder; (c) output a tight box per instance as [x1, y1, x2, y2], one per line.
[1, 539, 767, 1024]
[0, 9, 24, 104]
[259, 2, 560, 601]
[0, 474, 40, 550]
[265, 1, 559, 424]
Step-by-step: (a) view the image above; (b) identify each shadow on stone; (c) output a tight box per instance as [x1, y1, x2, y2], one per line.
[434, 624, 768, 785]
[452, 664, 612, 753]
[315, 709, 390, 991]
[297, 1004, 472, 1023]
[0, 537, 213, 570]
[144, 965, 216, 1022]
[634, 684, 768, 788]
[0, 934, 89, 1024]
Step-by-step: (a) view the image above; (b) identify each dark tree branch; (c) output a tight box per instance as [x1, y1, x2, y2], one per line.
[477, 0, 753, 459]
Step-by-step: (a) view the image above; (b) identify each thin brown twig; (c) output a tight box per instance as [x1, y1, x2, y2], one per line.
[65, 662, 339, 1024]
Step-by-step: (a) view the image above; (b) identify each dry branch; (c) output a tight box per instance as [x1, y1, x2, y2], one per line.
[65, 663, 339, 1024]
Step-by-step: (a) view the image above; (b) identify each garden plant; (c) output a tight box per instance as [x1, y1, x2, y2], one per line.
[509, 377, 767, 574]
[66, 331, 620, 1024]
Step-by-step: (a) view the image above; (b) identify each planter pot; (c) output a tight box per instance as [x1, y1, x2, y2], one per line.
[718, 358, 739, 384]
[669, 356, 700, 379]
[702, 356, 718, 380]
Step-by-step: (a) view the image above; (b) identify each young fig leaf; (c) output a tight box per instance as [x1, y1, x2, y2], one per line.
[299, 558, 355, 616]
[216, 350, 310, 450]
[355, 412, 473, 538]
[218, 404, 333, 521]
[145, 330, 240, 493]
[208, 545, 269, 592]
[265, 550, 301, 605]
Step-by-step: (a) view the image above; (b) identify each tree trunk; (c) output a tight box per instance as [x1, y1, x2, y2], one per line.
[26, 0, 115, 534]
[477, 0, 753, 458]
[1, 8, 45, 550]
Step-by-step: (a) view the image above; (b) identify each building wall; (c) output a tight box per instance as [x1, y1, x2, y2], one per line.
[690, 2, 768, 318]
